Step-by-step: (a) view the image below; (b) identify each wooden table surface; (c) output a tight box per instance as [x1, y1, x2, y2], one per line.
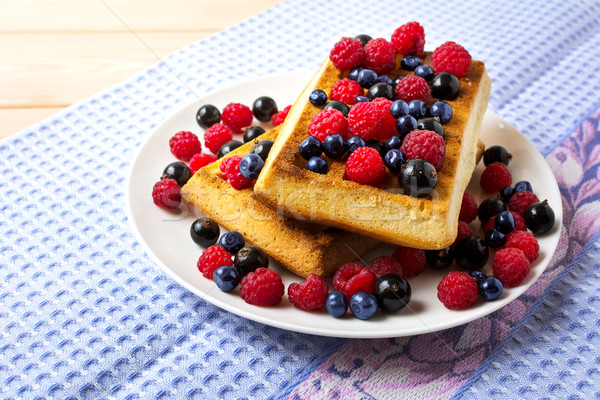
[0, 0, 281, 139]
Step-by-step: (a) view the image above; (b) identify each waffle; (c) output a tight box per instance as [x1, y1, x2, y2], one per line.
[254, 53, 491, 250]
[180, 127, 382, 278]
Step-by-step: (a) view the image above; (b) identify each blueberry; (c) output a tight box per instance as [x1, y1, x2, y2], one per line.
[399, 158, 438, 197]
[306, 156, 329, 174]
[239, 154, 264, 180]
[357, 69, 378, 88]
[325, 291, 347, 318]
[483, 145, 512, 166]
[524, 200, 555, 234]
[479, 276, 504, 301]
[213, 265, 241, 292]
[478, 197, 508, 223]
[484, 228, 507, 249]
[250, 140, 274, 161]
[323, 101, 350, 117]
[494, 210, 515, 234]
[470, 270, 487, 285]
[396, 115, 417, 137]
[417, 118, 444, 138]
[348, 67, 364, 81]
[500, 186, 515, 202]
[390, 100, 409, 118]
[366, 140, 387, 158]
[162, 161, 191, 186]
[243, 126, 265, 143]
[385, 135, 403, 151]
[298, 136, 323, 160]
[196, 104, 221, 129]
[354, 34, 372, 47]
[323, 134, 347, 159]
[355, 96, 370, 103]
[514, 180, 533, 193]
[190, 218, 220, 247]
[349, 292, 378, 320]
[219, 231, 245, 254]
[374, 274, 411, 313]
[217, 140, 244, 158]
[425, 247, 454, 270]
[384, 149, 407, 174]
[309, 89, 328, 106]
[234, 245, 269, 276]
[367, 83, 395, 101]
[430, 72, 461, 100]
[346, 136, 366, 155]
[252, 96, 278, 122]
[377, 75, 394, 85]
[408, 100, 427, 119]
[429, 101, 453, 124]
[414, 64, 434, 82]
[401, 55, 421, 71]
[454, 236, 489, 271]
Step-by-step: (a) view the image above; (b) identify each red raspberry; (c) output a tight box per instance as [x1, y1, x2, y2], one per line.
[368, 256, 402, 279]
[204, 123, 233, 154]
[197, 245, 232, 279]
[452, 220, 474, 249]
[189, 153, 218, 174]
[271, 105, 292, 126]
[437, 271, 479, 310]
[221, 103, 253, 134]
[400, 129, 446, 170]
[169, 131, 202, 161]
[220, 155, 252, 190]
[220, 155, 238, 174]
[391, 22, 426, 56]
[503, 230, 539, 263]
[345, 147, 386, 186]
[431, 41, 472, 79]
[152, 179, 181, 209]
[363, 38, 396, 75]
[240, 268, 285, 306]
[492, 248, 530, 287]
[508, 190, 540, 217]
[480, 162, 512, 194]
[333, 263, 376, 300]
[287, 274, 329, 311]
[308, 109, 348, 142]
[370, 98, 397, 141]
[459, 191, 478, 223]
[331, 78, 364, 105]
[329, 37, 365, 71]
[395, 75, 431, 104]
[392, 246, 427, 278]
[483, 211, 526, 232]
[347, 101, 384, 140]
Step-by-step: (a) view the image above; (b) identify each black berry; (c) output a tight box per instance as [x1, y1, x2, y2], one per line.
[190, 218, 220, 247]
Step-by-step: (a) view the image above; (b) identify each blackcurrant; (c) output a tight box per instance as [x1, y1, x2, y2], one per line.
[217, 140, 243, 158]
[322, 101, 350, 117]
[250, 140, 274, 161]
[196, 104, 221, 129]
[373, 274, 411, 313]
[234, 245, 268, 276]
[483, 145, 512, 166]
[425, 247, 454, 269]
[400, 158, 438, 197]
[430, 72, 461, 100]
[252, 96, 278, 122]
[417, 118, 444, 138]
[367, 82, 395, 101]
[524, 200, 555, 234]
[478, 197, 507, 223]
[243, 126, 265, 143]
[190, 218, 220, 247]
[454, 235, 489, 271]
[162, 161, 191, 186]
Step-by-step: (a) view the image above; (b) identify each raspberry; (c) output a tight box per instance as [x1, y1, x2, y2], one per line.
[308, 109, 348, 142]
[333, 263, 376, 300]
[240, 268, 285, 306]
[151, 179, 181, 209]
[287, 274, 329, 311]
[391, 22, 426, 56]
[189, 153, 218, 174]
[204, 123, 233, 154]
[345, 147, 386, 186]
[431, 41, 472, 79]
[503, 230, 539, 263]
[395, 75, 431, 104]
[483, 211, 526, 232]
[331, 78, 364, 105]
[363, 38, 396, 75]
[437, 271, 479, 310]
[271, 105, 292, 126]
[220, 155, 252, 190]
[480, 162, 512, 194]
[347, 101, 384, 140]
[368, 256, 402, 279]
[400, 129, 446, 170]
[197, 245, 232, 279]
[392, 246, 426, 278]
[492, 248, 530, 287]
[452, 220, 474, 249]
[329, 37, 365, 71]
[221, 103, 253, 134]
[169, 131, 202, 161]
[459, 191, 478, 223]
[370, 98, 397, 141]
[508, 190, 540, 217]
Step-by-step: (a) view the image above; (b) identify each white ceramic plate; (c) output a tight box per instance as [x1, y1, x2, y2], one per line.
[125, 71, 562, 338]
